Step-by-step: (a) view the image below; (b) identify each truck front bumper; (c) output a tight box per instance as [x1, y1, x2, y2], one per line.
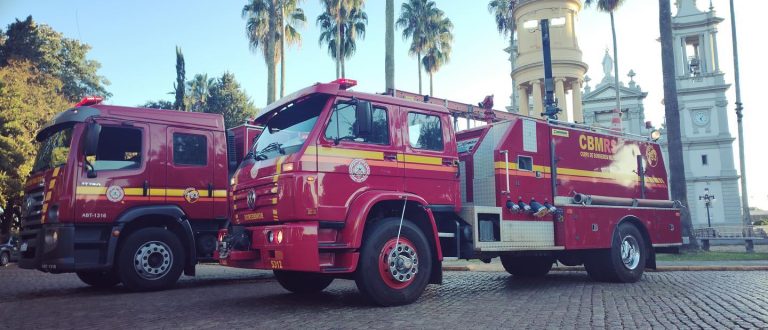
[218, 221, 357, 273]
[18, 223, 118, 273]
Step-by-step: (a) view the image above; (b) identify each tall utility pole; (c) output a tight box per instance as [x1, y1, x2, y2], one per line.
[729, 0, 752, 231]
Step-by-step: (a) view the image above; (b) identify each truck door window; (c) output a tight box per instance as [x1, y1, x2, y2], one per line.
[91, 126, 142, 171]
[173, 133, 207, 166]
[407, 112, 443, 151]
[325, 103, 389, 145]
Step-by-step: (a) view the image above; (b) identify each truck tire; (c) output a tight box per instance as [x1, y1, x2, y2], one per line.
[585, 223, 646, 283]
[273, 270, 334, 293]
[355, 218, 432, 306]
[76, 270, 121, 288]
[117, 227, 185, 291]
[0, 252, 9, 266]
[500, 256, 554, 277]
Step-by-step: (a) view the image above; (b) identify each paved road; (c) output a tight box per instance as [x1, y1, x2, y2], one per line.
[1, 264, 767, 329]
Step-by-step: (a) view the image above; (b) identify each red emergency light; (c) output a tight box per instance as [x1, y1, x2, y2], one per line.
[75, 96, 104, 107]
[331, 78, 357, 90]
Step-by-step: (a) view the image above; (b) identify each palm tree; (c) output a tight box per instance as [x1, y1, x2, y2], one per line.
[659, 0, 698, 249]
[185, 73, 215, 112]
[584, 0, 624, 115]
[317, 0, 368, 78]
[279, 0, 306, 98]
[243, 0, 280, 104]
[421, 12, 453, 96]
[397, 0, 441, 95]
[488, 0, 517, 109]
[385, 0, 395, 93]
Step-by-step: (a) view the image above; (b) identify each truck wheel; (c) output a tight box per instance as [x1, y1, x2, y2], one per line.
[76, 270, 121, 288]
[586, 223, 646, 283]
[117, 228, 185, 291]
[500, 256, 554, 277]
[0, 252, 9, 266]
[355, 218, 432, 306]
[273, 270, 334, 293]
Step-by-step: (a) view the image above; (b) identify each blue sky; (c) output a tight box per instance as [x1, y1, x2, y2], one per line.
[2, 0, 767, 209]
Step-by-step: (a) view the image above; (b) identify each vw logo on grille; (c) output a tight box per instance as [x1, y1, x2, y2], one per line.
[246, 189, 257, 210]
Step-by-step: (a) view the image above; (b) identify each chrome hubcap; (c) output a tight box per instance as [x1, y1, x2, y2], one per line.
[134, 241, 173, 280]
[620, 236, 641, 270]
[388, 243, 418, 283]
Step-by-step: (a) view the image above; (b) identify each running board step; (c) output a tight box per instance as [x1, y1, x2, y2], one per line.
[320, 267, 352, 273]
[438, 232, 455, 238]
[318, 242, 352, 250]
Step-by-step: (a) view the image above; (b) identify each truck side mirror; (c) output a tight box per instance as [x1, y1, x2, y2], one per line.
[83, 123, 101, 178]
[84, 123, 102, 157]
[355, 101, 373, 138]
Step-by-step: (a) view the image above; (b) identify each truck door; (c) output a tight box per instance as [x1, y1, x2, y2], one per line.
[165, 127, 215, 220]
[76, 122, 151, 222]
[316, 98, 403, 219]
[401, 109, 459, 206]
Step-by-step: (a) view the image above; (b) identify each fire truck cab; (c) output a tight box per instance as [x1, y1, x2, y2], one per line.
[19, 98, 243, 291]
[219, 80, 681, 306]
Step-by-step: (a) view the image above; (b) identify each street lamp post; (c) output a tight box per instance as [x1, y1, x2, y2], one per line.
[699, 187, 716, 251]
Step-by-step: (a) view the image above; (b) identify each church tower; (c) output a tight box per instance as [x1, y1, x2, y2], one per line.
[663, 0, 742, 226]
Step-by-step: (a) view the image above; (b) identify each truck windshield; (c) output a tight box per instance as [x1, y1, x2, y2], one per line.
[32, 126, 74, 173]
[252, 95, 327, 160]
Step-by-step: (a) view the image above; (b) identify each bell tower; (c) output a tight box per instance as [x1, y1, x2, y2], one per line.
[663, 0, 742, 226]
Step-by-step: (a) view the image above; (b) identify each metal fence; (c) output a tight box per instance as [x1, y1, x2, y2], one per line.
[693, 225, 768, 239]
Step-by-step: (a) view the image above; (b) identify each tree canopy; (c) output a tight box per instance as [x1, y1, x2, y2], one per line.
[0, 16, 111, 102]
[205, 72, 258, 128]
[0, 60, 70, 233]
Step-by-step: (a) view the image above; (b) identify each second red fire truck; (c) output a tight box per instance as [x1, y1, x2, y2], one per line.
[218, 79, 682, 306]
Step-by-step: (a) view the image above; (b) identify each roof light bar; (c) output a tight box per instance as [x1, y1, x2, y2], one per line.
[331, 78, 357, 90]
[75, 96, 104, 107]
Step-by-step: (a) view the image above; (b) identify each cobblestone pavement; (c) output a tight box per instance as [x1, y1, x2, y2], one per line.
[1, 264, 767, 329]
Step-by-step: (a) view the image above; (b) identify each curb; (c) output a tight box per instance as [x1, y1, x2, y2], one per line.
[442, 265, 768, 272]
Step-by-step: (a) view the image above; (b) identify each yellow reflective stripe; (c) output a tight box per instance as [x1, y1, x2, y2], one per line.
[149, 188, 166, 196]
[213, 190, 227, 197]
[52, 167, 60, 177]
[272, 198, 278, 205]
[403, 154, 442, 165]
[45, 192, 52, 202]
[48, 179, 56, 189]
[123, 188, 144, 196]
[165, 189, 186, 197]
[316, 146, 384, 160]
[76, 186, 107, 195]
[493, 161, 550, 173]
[274, 156, 284, 182]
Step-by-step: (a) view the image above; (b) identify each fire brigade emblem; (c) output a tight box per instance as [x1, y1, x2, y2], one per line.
[247, 189, 257, 210]
[348, 158, 370, 183]
[645, 146, 658, 168]
[106, 185, 125, 203]
[184, 187, 200, 203]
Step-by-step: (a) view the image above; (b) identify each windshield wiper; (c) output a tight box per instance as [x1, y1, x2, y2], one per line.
[254, 142, 285, 160]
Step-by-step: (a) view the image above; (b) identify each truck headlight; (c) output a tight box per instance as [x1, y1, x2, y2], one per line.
[44, 229, 59, 251]
[47, 205, 59, 223]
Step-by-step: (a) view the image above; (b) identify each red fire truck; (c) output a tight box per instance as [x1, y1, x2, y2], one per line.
[217, 79, 681, 306]
[18, 97, 260, 291]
